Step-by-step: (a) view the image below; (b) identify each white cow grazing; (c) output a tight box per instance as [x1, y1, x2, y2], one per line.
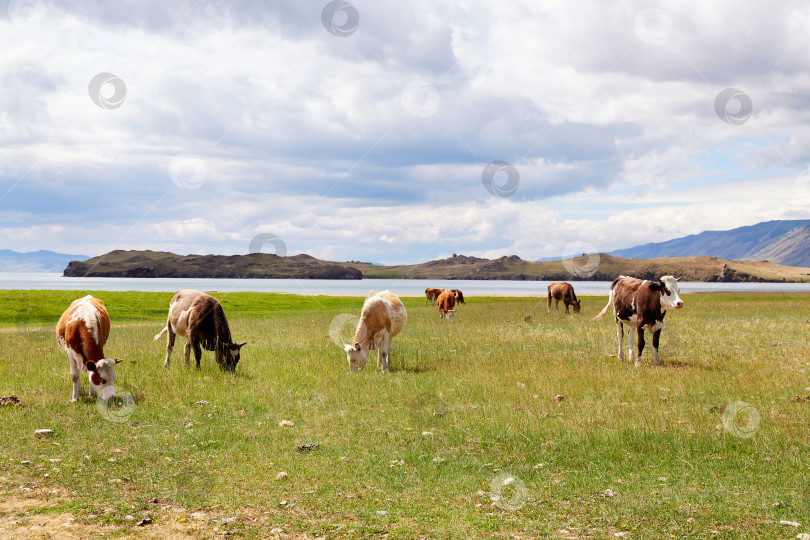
[344, 290, 407, 372]
[56, 295, 122, 402]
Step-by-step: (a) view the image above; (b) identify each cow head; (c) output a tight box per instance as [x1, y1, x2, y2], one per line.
[219, 342, 246, 372]
[655, 275, 683, 310]
[571, 300, 581, 313]
[88, 358, 122, 397]
[445, 310, 456, 322]
[453, 290, 466, 305]
[344, 342, 369, 372]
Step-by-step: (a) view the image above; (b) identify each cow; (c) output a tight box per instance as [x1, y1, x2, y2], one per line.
[437, 289, 456, 321]
[547, 281, 580, 314]
[425, 287, 444, 307]
[154, 289, 245, 372]
[56, 295, 122, 402]
[450, 289, 466, 305]
[594, 275, 683, 367]
[344, 290, 407, 372]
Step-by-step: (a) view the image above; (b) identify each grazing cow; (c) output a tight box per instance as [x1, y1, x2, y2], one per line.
[594, 275, 683, 367]
[154, 289, 245, 372]
[450, 289, 466, 305]
[344, 290, 407, 372]
[437, 289, 456, 321]
[547, 281, 580, 314]
[56, 295, 122, 402]
[425, 287, 444, 307]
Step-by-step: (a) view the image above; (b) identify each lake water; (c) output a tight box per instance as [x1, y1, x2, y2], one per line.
[2, 273, 810, 296]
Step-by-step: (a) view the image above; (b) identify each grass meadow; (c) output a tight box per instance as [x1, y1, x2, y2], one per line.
[1, 289, 809, 539]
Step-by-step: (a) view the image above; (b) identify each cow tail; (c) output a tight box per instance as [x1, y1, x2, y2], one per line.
[154, 326, 168, 341]
[593, 289, 614, 320]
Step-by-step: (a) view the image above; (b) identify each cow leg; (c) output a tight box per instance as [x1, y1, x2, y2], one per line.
[627, 326, 636, 365]
[616, 321, 624, 361]
[163, 329, 176, 367]
[564, 301, 570, 314]
[68, 353, 81, 402]
[547, 293, 552, 313]
[636, 328, 645, 368]
[183, 340, 192, 367]
[425, 295, 429, 308]
[378, 341, 391, 372]
[652, 329, 662, 365]
[193, 341, 203, 370]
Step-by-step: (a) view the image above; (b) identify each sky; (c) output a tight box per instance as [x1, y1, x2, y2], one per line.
[2, 0, 810, 264]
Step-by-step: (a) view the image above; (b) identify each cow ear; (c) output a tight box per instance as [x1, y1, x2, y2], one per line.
[343, 344, 354, 353]
[236, 342, 247, 349]
[114, 358, 123, 364]
[354, 343, 361, 351]
[90, 371, 102, 385]
[86, 360, 97, 372]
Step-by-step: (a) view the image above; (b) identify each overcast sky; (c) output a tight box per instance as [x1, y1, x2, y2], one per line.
[2, 0, 810, 264]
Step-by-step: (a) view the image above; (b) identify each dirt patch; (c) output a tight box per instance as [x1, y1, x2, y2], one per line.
[0, 491, 209, 539]
[791, 395, 810, 403]
[0, 396, 21, 407]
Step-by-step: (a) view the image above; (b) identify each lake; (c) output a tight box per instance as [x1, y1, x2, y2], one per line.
[2, 273, 810, 296]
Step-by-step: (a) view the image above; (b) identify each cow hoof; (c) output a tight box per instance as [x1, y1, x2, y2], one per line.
[634, 361, 643, 368]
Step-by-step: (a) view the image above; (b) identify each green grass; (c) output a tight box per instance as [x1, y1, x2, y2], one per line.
[1, 290, 809, 538]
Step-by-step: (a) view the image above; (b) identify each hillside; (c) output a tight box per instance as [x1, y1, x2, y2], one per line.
[64, 250, 810, 282]
[608, 219, 810, 266]
[349, 253, 810, 282]
[63, 250, 362, 280]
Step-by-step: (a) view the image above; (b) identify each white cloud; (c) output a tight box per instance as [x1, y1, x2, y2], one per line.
[0, 0, 809, 264]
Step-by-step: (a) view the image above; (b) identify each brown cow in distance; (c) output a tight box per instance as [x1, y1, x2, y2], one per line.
[594, 275, 683, 367]
[437, 290, 456, 321]
[425, 287, 444, 307]
[548, 282, 580, 314]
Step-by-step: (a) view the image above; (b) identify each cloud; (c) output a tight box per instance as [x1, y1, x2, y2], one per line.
[0, 0, 809, 264]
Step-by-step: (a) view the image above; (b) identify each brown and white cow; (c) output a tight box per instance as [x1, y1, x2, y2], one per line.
[594, 275, 683, 366]
[154, 289, 245, 372]
[56, 295, 122, 402]
[437, 289, 456, 321]
[450, 289, 466, 305]
[344, 290, 407, 372]
[547, 281, 580, 314]
[425, 287, 444, 307]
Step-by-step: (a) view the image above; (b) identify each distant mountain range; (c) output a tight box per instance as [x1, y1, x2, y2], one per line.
[607, 220, 810, 267]
[0, 250, 89, 273]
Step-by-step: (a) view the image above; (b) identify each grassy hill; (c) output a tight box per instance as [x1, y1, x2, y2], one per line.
[64, 250, 363, 280]
[64, 250, 810, 282]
